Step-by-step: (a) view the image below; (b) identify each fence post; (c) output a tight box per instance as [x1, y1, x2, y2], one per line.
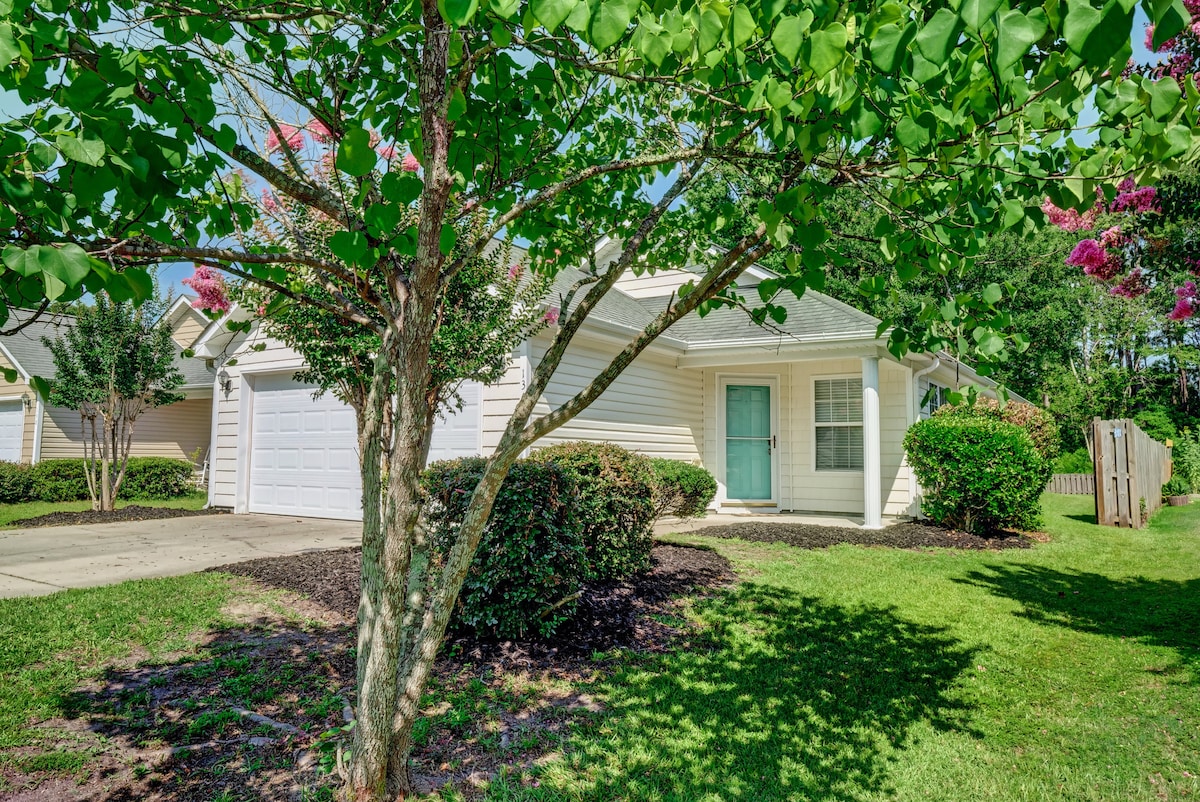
[1093, 417, 1107, 526]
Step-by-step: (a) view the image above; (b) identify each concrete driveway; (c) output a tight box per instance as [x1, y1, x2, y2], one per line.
[0, 513, 361, 599]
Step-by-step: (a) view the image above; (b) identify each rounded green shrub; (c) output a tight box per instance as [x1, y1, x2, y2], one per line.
[532, 441, 657, 580]
[120, 457, 195, 499]
[1163, 475, 1191, 498]
[28, 457, 195, 502]
[423, 456, 587, 639]
[650, 459, 716, 520]
[0, 461, 32, 504]
[904, 416, 1050, 534]
[1173, 430, 1200, 492]
[934, 397, 1061, 463]
[29, 459, 89, 502]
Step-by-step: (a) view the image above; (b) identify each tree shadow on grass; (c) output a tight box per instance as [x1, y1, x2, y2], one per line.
[1066, 512, 1098, 524]
[533, 583, 978, 802]
[957, 565, 1200, 676]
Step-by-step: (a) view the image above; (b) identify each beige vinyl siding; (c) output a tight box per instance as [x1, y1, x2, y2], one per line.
[880, 359, 912, 518]
[171, 314, 208, 350]
[613, 269, 695, 299]
[0, 353, 35, 463]
[528, 331, 702, 461]
[39, 398, 211, 462]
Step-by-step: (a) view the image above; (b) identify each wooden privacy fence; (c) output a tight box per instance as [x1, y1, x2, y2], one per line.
[1093, 417, 1173, 528]
[1048, 473, 1095, 495]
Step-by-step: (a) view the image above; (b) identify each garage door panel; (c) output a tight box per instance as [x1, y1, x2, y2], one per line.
[248, 376, 482, 521]
[0, 401, 22, 463]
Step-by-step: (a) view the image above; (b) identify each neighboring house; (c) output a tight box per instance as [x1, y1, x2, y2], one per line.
[196, 242, 1009, 527]
[0, 302, 215, 465]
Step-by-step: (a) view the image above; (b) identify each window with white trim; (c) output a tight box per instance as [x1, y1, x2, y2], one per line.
[921, 382, 951, 419]
[814, 377, 863, 471]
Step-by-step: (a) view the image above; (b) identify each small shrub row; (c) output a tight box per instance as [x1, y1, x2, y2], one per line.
[424, 443, 716, 640]
[0, 458, 195, 503]
[905, 415, 1050, 534]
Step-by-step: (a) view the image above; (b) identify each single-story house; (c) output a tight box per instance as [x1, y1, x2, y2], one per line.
[195, 242, 1004, 527]
[0, 299, 215, 465]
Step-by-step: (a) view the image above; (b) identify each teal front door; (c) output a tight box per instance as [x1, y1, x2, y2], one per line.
[725, 384, 773, 501]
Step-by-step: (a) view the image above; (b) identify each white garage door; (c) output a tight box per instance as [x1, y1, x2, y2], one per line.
[248, 375, 482, 521]
[0, 400, 22, 463]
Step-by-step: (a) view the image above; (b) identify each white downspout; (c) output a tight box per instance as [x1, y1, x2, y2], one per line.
[31, 396, 44, 464]
[908, 356, 941, 519]
[912, 356, 941, 418]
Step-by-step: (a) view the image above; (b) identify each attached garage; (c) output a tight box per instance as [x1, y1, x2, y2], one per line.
[0, 400, 23, 463]
[244, 373, 483, 521]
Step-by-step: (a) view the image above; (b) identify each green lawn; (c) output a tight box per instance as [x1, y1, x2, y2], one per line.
[479, 495, 1200, 802]
[2, 495, 1198, 801]
[0, 493, 207, 528]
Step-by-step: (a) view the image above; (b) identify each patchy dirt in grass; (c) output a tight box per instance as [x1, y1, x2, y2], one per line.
[8, 504, 225, 530]
[2, 543, 733, 801]
[682, 520, 1034, 551]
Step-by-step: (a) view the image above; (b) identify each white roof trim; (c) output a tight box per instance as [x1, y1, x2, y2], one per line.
[0, 341, 31, 382]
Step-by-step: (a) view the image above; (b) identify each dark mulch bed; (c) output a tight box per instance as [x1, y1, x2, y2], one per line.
[211, 543, 736, 676]
[9, 503, 225, 529]
[684, 520, 1033, 550]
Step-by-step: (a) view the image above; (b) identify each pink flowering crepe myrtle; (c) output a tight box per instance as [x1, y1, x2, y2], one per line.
[1046, 177, 1199, 319]
[182, 264, 232, 313]
[265, 123, 305, 154]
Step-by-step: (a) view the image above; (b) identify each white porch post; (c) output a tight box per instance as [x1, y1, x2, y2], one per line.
[862, 356, 883, 529]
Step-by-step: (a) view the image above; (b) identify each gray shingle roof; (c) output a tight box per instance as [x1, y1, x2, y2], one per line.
[0, 307, 213, 388]
[544, 267, 881, 348]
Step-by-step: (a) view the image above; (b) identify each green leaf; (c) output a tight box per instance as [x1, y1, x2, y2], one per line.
[439, 224, 458, 256]
[977, 330, 1004, 356]
[447, 87, 467, 121]
[1065, 0, 1099, 57]
[330, 230, 370, 265]
[438, 0, 479, 26]
[730, 5, 756, 47]
[698, 8, 723, 53]
[994, 10, 1046, 70]
[1149, 77, 1182, 120]
[896, 116, 930, 150]
[589, 0, 639, 51]
[336, 128, 376, 177]
[56, 134, 105, 166]
[0, 367, 17, 384]
[880, 234, 899, 261]
[914, 9, 960, 63]
[1149, 0, 1188, 48]
[770, 12, 812, 66]
[0, 23, 17, 66]
[982, 283, 1002, 304]
[531, 0, 578, 31]
[868, 23, 911, 72]
[960, 0, 1002, 30]
[29, 376, 50, 400]
[806, 23, 847, 77]
[122, 268, 154, 301]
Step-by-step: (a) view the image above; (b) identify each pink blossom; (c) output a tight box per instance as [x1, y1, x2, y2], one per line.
[400, 153, 421, 172]
[1168, 281, 1198, 322]
[182, 265, 231, 313]
[1110, 269, 1150, 298]
[1109, 185, 1159, 214]
[265, 123, 304, 154]
[1066, 239, 1109, 272]
[256, 302, 267, 317]
[261, 189, 279, 213]
[308, 119, 334, 143]
[543, 306, 560, 325]
[507, 263, 523, 280]
[377, 144, 398, 159]
[1042, 198, 1097, 232]
[1099, 225, 1125, 247]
